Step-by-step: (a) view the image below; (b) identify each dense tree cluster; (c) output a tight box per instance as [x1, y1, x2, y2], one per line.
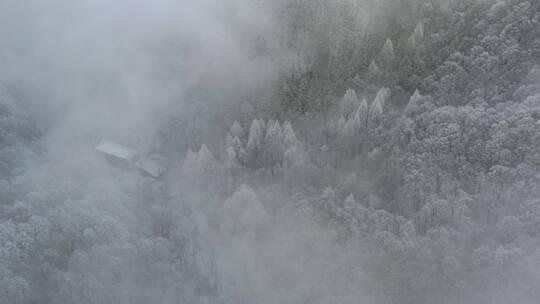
[1, 0, 540, 303]
[170, 0, 540, 302]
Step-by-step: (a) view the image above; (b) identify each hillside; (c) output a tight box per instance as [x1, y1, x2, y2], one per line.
[1, 0, 539, 303]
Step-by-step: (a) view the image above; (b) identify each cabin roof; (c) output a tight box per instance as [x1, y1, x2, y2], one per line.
[135, 157, 164, 178]
[96, 141, 136, 161]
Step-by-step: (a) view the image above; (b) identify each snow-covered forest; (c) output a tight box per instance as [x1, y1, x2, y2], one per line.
[1, 0, 540, 303]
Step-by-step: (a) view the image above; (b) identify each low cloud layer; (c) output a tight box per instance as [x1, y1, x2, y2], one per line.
[2, 0, 540, 303]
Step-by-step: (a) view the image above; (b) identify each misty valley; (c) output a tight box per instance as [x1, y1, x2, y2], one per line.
[1, 0, 540, 303]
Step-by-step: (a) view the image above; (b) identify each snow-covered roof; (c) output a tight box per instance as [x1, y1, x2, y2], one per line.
[135, 157, 164, 178]
[96, 141, 136, 161]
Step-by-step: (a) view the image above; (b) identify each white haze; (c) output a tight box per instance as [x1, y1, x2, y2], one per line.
[1, 0, 281, 142]
[1, 0, 348, 303]
[1, 0, 540, 303]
